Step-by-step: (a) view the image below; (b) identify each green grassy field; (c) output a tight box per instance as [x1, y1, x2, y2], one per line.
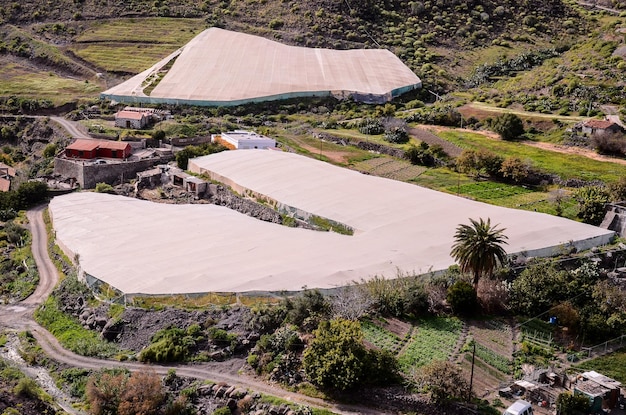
[575, 349, 626, 384]
[70, 18, 205, 73]
[437, 130, 626, 183]
[0, 62, 100, 105]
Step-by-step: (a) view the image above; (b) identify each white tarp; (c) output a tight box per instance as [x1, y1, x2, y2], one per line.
[49, 150, 614, 295]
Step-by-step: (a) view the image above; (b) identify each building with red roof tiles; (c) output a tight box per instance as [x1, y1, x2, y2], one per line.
[64, 139, 132, 160]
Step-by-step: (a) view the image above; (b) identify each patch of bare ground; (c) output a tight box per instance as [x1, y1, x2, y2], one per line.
[380, 317, 412, 338]
[299, 143, 350, 164]
[408, 126, 464, 157]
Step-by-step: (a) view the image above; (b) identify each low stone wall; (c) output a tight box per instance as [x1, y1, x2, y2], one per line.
[54, 157, 161, 188]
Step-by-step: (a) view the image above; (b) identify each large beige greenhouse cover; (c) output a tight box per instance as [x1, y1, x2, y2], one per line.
[49, 150, 614, 296]
[100, 28, 422, 106]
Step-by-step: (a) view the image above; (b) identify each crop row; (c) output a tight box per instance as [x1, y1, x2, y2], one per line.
[361, 319, 403, 353]
[398, 317, 462, 370]
[473, 342, 512, 374]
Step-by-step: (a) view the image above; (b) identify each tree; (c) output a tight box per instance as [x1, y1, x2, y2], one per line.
[450, 218, 508, 287]
[556, 392, 590, 415]
[409, 360, 468, 405]
[303, 319, 398, 391]
[86, 370, 128, 415]
[118, 370, 165, 415]
[303, 319, 367, 391]
[491, 113, 524, 140]
[573, 186, 609, 225]
[447, 280, 478, 316]
[500, 157, 532, 184]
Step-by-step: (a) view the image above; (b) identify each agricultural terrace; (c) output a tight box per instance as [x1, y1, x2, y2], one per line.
[49, 150, 613, 296]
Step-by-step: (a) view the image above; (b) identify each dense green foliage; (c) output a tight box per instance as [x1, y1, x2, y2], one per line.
[490, 113, 525, 141]
[446, 280, 477, 316]
[303, 319, 399, 391]
[175, 142, 226, 170]
[409, 360, 469, 405]
[0, 181, 48, 220]
[555, 392, 591, 415]
[511, 260, 626, 341]
[573, 186, 610, 225]
[140, 324, 204, 363]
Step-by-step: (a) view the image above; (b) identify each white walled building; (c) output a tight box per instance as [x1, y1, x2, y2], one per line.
[212, 130, 276, 150]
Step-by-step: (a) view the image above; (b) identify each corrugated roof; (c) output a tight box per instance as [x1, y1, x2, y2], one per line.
[66, 139, 100, 152]
[66, 139, 130, 152]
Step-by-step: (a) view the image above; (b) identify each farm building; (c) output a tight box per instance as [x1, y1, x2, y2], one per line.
[114, 107, 156, 129]
[100, 28, 421, 107]
[48, 150, 614, 297]
[64, 139, 132, 160]
[0, 162, 16, 192]
[212, 130, 276, 150]
[581, 120, 624, 135]
[574, 371, 622, 412]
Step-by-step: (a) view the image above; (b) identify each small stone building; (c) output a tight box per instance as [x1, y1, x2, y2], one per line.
[581, 120, 624, 135]
[0, 162, 16, 192]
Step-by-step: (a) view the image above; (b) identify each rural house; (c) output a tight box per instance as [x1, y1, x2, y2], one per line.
[0, 162, 16, 192]
[212, 130, 277, 150]
[114, 107, 159, 129]
[64, 139, 132, 160]
[581, 120, 624, 135]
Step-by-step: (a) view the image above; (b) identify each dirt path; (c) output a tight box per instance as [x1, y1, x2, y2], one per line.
[419, 123, 626, 166]
[0, 206, 388, 415]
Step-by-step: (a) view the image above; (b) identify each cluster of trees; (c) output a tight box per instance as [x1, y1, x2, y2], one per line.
[0, 181, 48, 221]
[455, 149, 541, 185]
[573, 178, 626, 225]
[510, 260, 626, 340]
[175, 142, 226, 170]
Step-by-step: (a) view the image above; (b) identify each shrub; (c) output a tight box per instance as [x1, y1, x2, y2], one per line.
[94, 183, 115, 194]
[446, 280, 477, 316]
[490, 113, 524, 140]
[13, 377, 40, 398]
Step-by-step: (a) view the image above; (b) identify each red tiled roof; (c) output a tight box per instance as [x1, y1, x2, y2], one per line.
[98, 141, 131, 151]
[0, 162, 16, 177]
[584, 120, 618, 129]
[66, 139, 100, 152]
[66, 139, 131, 152]
[116, 110, 146, 120]
[0, 177, 10, 192]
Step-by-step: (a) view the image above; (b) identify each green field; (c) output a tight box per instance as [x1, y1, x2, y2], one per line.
[0, 62, 100, 105]
[575, 349, 626, 384]
[437, 130, 626, 183]
[70, 18, 205, 73]
[398, 317, 462, 370]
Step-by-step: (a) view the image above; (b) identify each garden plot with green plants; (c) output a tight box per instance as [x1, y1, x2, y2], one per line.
[362, 317, 463, 373]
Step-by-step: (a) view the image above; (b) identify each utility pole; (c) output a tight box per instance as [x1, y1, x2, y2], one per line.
[468, 341, 475, 402]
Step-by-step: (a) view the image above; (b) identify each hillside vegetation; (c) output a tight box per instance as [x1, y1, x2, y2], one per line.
[2, 0, 622, 104]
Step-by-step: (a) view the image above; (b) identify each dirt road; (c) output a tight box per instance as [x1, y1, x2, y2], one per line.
[0, 205, 386, 415]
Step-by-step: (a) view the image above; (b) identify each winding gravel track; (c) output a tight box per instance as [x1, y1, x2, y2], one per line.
[0, 205, 384, 415]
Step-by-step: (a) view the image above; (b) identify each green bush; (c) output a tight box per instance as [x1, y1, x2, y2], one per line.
[446, 280, 477, 316]
[140, 325, 204, 363]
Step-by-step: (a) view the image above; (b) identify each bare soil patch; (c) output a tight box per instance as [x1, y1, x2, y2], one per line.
[408, 126, 464, 157]
[380, 317, 412, 338]
[299, 143, 350, 164]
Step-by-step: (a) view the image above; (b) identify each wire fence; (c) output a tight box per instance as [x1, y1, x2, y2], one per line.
[581, 334, 626, 359]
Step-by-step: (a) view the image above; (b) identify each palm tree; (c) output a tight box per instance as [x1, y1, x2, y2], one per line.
[450, 218, 508, 288]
